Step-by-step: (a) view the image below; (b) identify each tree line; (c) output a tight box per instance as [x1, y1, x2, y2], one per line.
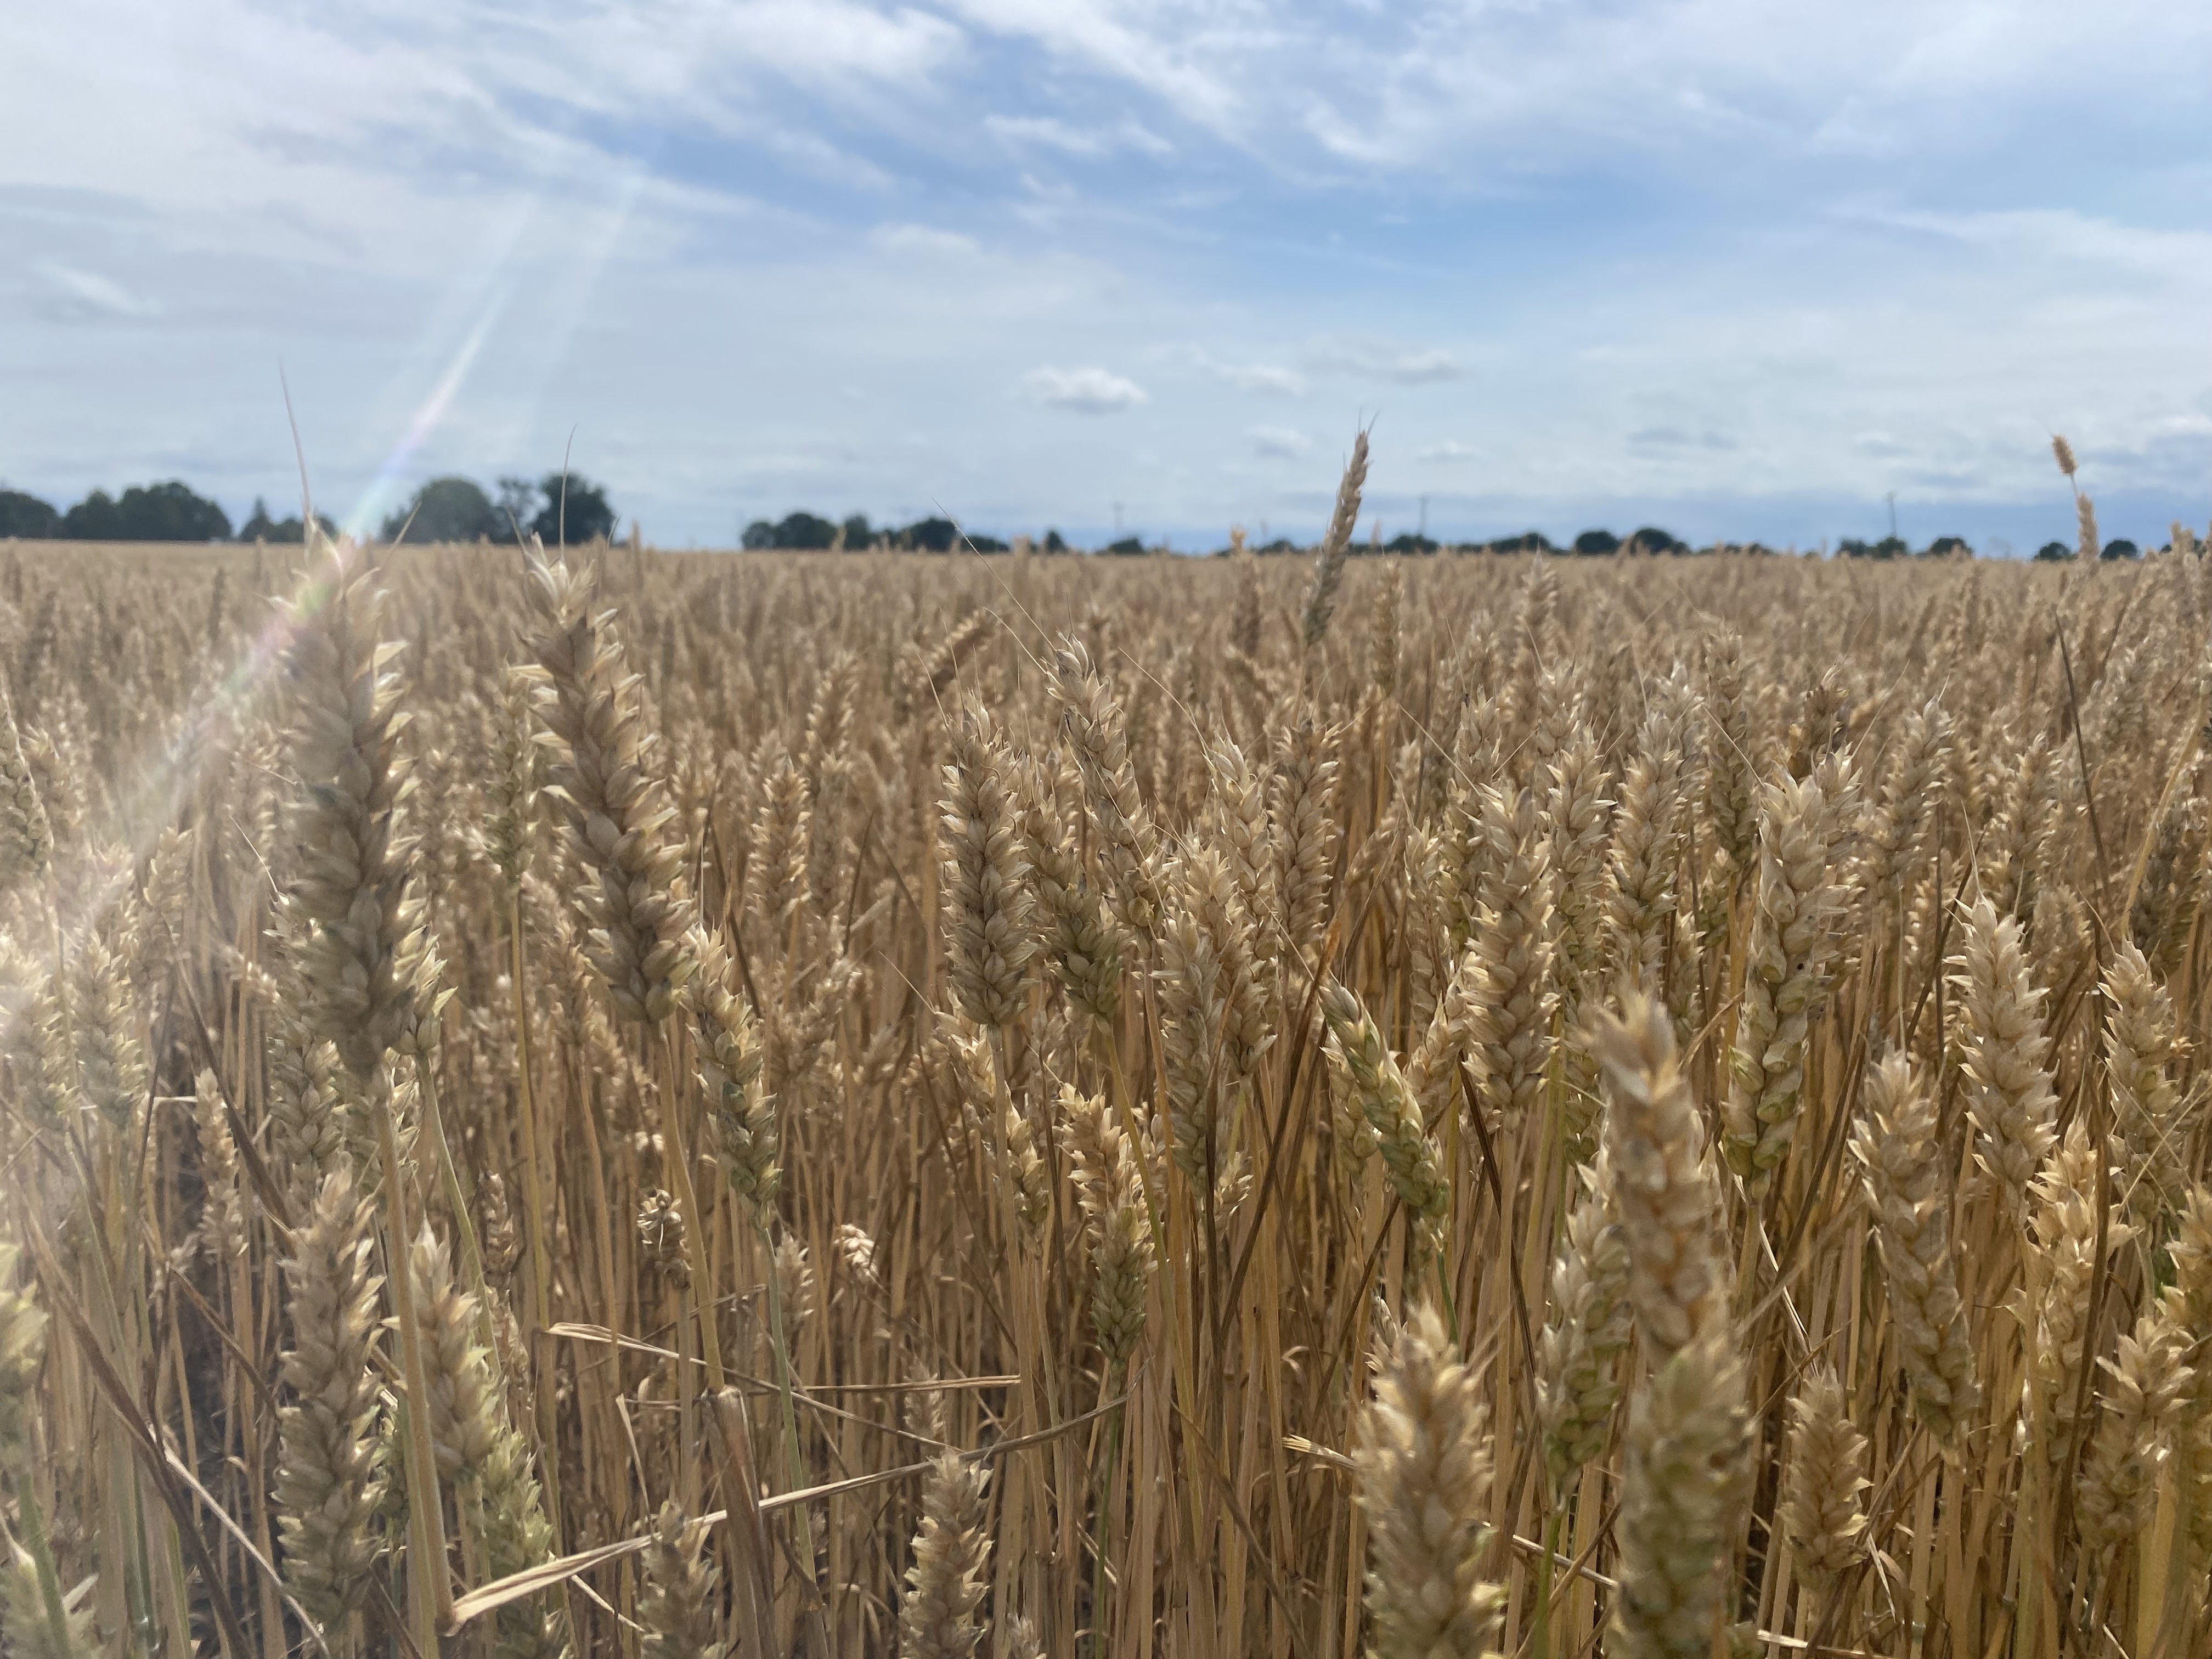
[0, 472, 618, 545]
[740, 514, 1988, 558]
[4, 479, 2144, 560]
[0, 480, 242, 541]
[742, 510, 1029, 553]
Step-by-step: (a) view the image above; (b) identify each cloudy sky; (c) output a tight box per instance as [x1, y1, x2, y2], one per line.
[8, 1, 2212, 551]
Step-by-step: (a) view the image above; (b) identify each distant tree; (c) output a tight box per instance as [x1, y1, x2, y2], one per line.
[2101, 538, 2141, 561]
[2033, 541, 2075, 561]
[899, 517, 961, 553]
[0, 490, 59, 538]
[739, 511, 894, 550]
[528, 473, 617, 546]
[1385, 533, 1439, 555]
[61, 490, 123, 539]
[1255, 537, 1300, 554]
[1487, 531, 1555, 555]
[1625, 526, 1680, 555]
[964, 533, 1010, 554]
[772, 512, 839, 550]
[239, 498, 335, 543]
[121, 481, 231, 540]
[59, 480, 233, 541]
[1101, 536, 1147, 557]
[1042, 529, 1069, 554]
[238, 498, 281, 541]
[1572, 529, 1620, 557]
[1924, 535, 1971, 557]
[495, 477, 540, 539]
[383, 477, 499, 544]
[1841, 535, 1908, 560]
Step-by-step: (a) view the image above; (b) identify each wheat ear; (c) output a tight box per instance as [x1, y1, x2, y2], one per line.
[1850, 1051, 1980, 1443]
[1612, 1329, 1754, 1659]
[1592, 991, 1730, 1359]
[1353, 1300, 1506, 1659]
[1779, 1365, 1870, 1607]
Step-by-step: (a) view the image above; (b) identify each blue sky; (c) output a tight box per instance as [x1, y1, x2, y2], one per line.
[7, 1, 2212, 551]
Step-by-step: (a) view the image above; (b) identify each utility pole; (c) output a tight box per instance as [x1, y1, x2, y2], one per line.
[1887, 492, 1897, 543]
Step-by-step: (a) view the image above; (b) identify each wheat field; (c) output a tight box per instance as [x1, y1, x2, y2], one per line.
[0, 441, 2206, 1659]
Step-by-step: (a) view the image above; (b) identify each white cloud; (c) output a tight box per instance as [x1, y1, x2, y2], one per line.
[1021, 364, 1148, 413]
[1417, 440, 1478, 462]
[1250, 425, 1311, 459]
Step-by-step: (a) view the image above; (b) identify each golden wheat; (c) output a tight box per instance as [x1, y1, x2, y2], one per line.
[0, 465, 2209, 1659]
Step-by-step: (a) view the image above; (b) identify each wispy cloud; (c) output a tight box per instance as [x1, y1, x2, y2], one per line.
[872, 222, 984, 258]
[1308, 338, 1465, 384]
[986, 114, 1173, 158]
[1176, 349, 1308, 396]
[1417, 440, 1479, 462]
[36, 261, 158, 320]
[1223, 362, 1306, 396]
[1250, 425, 1311, 459]
[1021, 364, 1148, 413]
[988, 115, 1109, 155]
[1840, 204, 2212, 278]
[940, 0, 1248, 134]
[1628, 427, 1737, 452]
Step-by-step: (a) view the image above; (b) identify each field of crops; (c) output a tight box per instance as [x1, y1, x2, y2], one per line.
[0, 442, 2207, 1659]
